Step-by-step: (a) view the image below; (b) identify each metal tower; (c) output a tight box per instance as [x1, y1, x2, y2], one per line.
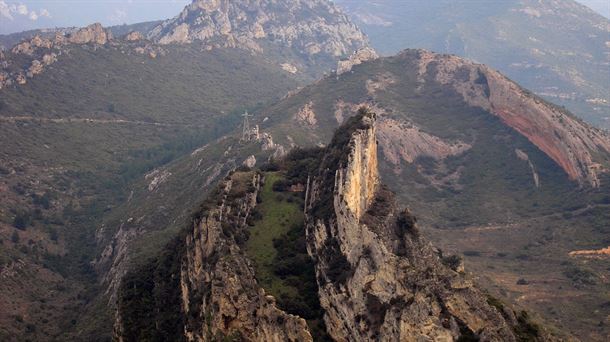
[241, 110, 252, 141]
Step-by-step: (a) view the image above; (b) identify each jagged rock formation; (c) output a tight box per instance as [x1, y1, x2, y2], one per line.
[115, 172, 312, 341]
[114, 108, 551, 341]
[124, 31, 144, 42]
[67, 23, 113, 45]
[415, 50, 610, 187]
[303, 108, 547, 341]
[336, 47, 378, 75]
[149, 0, 369, 58]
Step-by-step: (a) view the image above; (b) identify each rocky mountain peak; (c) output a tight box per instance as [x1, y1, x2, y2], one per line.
[304, 107, 549, 340]
[148, 0, 369, 57]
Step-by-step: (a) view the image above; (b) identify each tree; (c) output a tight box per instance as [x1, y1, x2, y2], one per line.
[11, 231, 19, 244]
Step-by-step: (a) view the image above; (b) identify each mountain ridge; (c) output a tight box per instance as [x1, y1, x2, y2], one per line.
[335, 0, 610, 129]
[114, 108, 552, 341]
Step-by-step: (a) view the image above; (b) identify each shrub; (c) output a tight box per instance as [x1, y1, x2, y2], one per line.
[13, 211, 31, 230]
[564, 266, 596, 286]
[32, 192, 51, 209]
[442, 255, 463, 271]
[272, 179, 290, 192]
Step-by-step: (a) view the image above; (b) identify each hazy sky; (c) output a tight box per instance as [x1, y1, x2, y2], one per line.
[1, 0, 608, 35]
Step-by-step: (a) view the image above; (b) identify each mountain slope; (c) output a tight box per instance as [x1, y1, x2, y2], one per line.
[148, 0, 370, 77]
[0, 43, 301, 341]
[112, 49, 610, 339]
[335, 0, 610, 128]
[115, 109, 550, 341]
[0, 1, 373, 340]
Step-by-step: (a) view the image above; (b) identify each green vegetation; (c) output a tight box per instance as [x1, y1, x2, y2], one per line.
[245, 172, 330, 341]
[117, 235, 186, 342]
[0, 42, 304, 339]
[245, 172, 304, 297]
[12, 210, 31, 230]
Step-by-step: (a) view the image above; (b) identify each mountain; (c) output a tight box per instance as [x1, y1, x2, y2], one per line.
[334, 0, 610, 129]
[148, 0, 369, 77]
[2, 0, 609, 340]
[115, 109, 549, 341]
[0, 21, 163, 52]
[108, 49, 610, 340]
[0, 0, 371, 340]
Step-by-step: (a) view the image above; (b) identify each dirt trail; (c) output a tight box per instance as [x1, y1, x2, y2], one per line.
[0, 115, 207, 128]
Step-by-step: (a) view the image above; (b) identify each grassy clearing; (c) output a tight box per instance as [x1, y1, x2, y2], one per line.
[245, 172, 330, 340]
[246, 172, 303, 297]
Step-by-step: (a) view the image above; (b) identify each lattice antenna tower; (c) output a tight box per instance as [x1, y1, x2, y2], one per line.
[241, 110, 252, 141]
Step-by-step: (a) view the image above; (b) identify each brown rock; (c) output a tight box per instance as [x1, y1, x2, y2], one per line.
[124, 31, 144, 41]
[68, 23, 112, 45]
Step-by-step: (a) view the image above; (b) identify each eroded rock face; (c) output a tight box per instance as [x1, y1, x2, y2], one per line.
[115, 173, 313, 341]
[304, 109, 544, 341]
[377, 117, 471, 170]
[415, 50, 610, 187]
[149, 0, 369, 59]
[124, 31, 144, 41]
[67, 23, 113, 45]
[295, 101, 318, 126]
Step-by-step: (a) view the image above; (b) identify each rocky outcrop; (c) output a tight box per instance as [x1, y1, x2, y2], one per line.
[115, 172, 312, 341]
[295, 101, 318, 126]
[377, 117, 471, 170]
[414, 50, 610, 187]
[124, 31, 144, 42]
[304, 108, 548, 341]
[67, 23, 112, 45]
[149, 0, 369, 59]
[337, 47, 379, 75]
[1, 23, 114, 90]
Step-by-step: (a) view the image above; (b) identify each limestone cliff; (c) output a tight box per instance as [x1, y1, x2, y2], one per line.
[304, 108, 550, 341]
[115, 172, 312, 341]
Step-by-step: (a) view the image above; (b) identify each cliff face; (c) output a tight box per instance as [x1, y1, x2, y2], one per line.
[415, 50, 610, 187]
[333, 112, 379, 219]
[115, 108, 551, 341]
[115, 172, 312, 341]
[149, 0, 369, 58]
[304, 109, 546, 341]
[179, 173, 311, 341]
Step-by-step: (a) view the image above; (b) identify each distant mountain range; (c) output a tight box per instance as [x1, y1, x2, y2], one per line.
[335, 0, 610, 129]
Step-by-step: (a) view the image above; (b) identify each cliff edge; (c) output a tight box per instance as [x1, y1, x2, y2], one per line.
[304, 107, 550, 341]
